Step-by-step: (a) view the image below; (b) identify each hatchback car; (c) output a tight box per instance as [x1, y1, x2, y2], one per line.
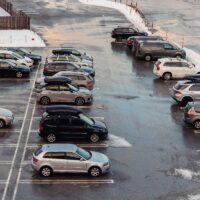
[36, 83, 93, 105]
[36, 71, 94, 90]
[0, 50, 33, 68]
[52, 47, 93, 62]
[135, 41, 186, 61]
[6, 48, 42, 65]
[153, 58, 200, 80]
[171, 79, 200, 106]
[47, 54, 93, 68]
[39, 105, 108, 143]
[184, 102, 200, 129]
[0, 60, 30, 78]
[32, 144, 110, 177]
[0, 108, 14, 128]
[43, 61, 95, 77]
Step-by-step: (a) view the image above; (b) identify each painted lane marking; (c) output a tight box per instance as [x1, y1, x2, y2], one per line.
[0, 161, 12, 165]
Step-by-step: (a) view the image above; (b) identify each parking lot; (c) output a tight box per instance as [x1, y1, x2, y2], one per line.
[1, 0, 200, 200]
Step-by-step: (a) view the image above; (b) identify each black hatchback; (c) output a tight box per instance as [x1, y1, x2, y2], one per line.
[39, 105, 108, 143]
[0, 59, 30, 78]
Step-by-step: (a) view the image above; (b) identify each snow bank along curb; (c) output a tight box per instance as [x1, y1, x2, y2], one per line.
[79, 0, 200, 66]
[0, 30, 46, 47]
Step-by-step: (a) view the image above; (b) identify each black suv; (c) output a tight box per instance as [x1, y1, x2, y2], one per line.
[39, 105, 108, 143]
[6, 48, 42, 65]
[0, 59, 30, 78]
[111, 27, 148, 41]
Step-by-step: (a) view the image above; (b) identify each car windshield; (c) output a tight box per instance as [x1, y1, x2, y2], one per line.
[12, 52, 24, 59]
[76, 147, 91, 160]
[70, 54, 81, 62]
[79, 113, 94, 126]
[21, 48, 30, 54]
[6, 60, 16, 67]
[68, 84, 78, 92]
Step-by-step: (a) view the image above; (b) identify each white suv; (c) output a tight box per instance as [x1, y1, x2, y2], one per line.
[153, 58, 200, 80]
[0, 50, 33, 68]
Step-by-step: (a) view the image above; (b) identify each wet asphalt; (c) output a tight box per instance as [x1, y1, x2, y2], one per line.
[1, 0, 200, 200]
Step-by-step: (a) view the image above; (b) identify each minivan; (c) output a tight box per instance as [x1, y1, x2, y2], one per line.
[135, 41, 186, 61]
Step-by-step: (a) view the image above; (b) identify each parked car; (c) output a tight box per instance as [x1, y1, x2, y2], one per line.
[52, 47, 93, 62]
[171, 79, 200, 106]
[38, 105, 108, 143]
[47, 54, 93, 68]
[127, 35, 164, 51]
[36, 71, 94, 90]
[6, 48, 42, 65]
[32, 144, 110, 177]
[0, 108, 14, 128]
[36, 83, 93, 105]
[0, 60, 30, 78]
[153, 58, 200, 80]
[184, 102, 200, 129]
[135, 40, 186, 61]
[111, 26, 148, 41]
[0, 50, 33, 68]
[43, 61, 95, 77]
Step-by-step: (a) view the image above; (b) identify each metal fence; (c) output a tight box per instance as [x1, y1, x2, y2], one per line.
[0, 0, 30, 29]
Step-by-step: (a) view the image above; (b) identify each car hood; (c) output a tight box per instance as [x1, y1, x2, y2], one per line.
[80, 67, 95, 74]
[89, 151, 109, 164]
[93, 119, 107, 129]
[0, 108, 13, 117]
[78, 88, 92, 95]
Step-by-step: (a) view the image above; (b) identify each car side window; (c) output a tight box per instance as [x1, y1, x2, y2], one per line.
[66, 152, 81, 160]
[71, 116, 85, 126]
[0, 53, 5, 59]
[181, 62, 190, 67]
[164, 43, 174, 50]
[0, 62, 10, 68]
[43, 152, 51, 158]
[50, 152, 66, 159]
[78, 76, 85, 80]
[67, 64, 76, 70]
[128, 28, 135, 33]
[46, 85, 59, 91]
[5, 54, 14, 59]
[46, 115, 59, 125]
[59, 85, 70, 91]
[58, 115, 70, 125]
[72, 50, 81, 56]
[189, 85, 200, 91]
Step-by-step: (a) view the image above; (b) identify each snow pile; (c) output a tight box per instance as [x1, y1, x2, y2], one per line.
[106, 134, 132, 147]
[0, 30, 46, 47]
[79, 0, 200, 67]
[187, 194, 200, 200]
[79, 0, 151, 35]
[0, 7, 10, 16]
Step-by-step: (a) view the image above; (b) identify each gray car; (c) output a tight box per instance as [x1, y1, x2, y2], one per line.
[31, 144, 110, 177]
[36, 83, 93, 105]
[184, 102, 200, 129]
[0, 108, 14, 128]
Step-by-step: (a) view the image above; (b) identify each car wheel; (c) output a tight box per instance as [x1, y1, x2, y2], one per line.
[163, 72, 172, 80]
[89, 166, 102, 177]
[0, 119, 5, 128]
[144, 54, 152, 61]
[40, 166, 53, 177]
[90, 133, 100, 143]
[194, 120, 200, 129]
[175, 54, 182, 58]
[180, 97, 193, 107]
[75, 97, 85, 106]
[16, 72, 23, 78]
[40, 96, 50, 105]
[46, 133, 56, 143]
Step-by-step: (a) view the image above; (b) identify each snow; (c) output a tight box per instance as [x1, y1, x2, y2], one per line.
[106, 134, 132, 148]
[79, 0, 200, 66]
[0, 7, 10, 16]
[187, 194, 200, 200]
[0, 30, 46, 47]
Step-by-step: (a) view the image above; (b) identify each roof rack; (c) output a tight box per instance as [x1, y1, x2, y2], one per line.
[44, 76, 72, 84]
[46, 105, 82, 114]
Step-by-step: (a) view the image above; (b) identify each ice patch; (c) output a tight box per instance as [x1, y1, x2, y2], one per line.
[106, 133, 132, 148]
[167, 168, 200, 181]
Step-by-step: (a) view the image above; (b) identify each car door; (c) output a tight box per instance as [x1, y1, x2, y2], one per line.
[0, 61, 13, 77]
[163, 43, 176, 57]
[181, 62, 196, 76]
[59, 85, 73, 103]
[45, 85, 61, 102]
[128, 28, 136, 37]
[188, 84, 200, 100]
[66, 152, 87, 172]
[5, 53, 17, 64]
[171, 62, 186, 78]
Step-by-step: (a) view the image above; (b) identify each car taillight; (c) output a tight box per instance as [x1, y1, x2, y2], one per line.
[127, 40, 133, 45]
[156, 63, 160, 71]
[32, 157, 39, 163]
[187, 107, 195, 116]
[43, 66, 48, 72]
[86, 80, 93, 85]
[175, 90, 182, 95]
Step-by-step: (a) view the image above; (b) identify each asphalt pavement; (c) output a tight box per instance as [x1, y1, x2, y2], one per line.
[0, 0, 200, 200]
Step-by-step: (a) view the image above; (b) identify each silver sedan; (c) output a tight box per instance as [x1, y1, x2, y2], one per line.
[0, 108, 14, 128]
[31, 144, 110, 177]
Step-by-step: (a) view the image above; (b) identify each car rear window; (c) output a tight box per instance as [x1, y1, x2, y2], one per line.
[34, 147, 43, 156]
[174, 84, 188, 90]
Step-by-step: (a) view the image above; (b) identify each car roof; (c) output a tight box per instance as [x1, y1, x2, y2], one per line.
[46, 61, 73, 65]
[46, 105, 82, 115]
[0, 50, 14, 54]
[158, 58, 188, 62]
[56, 71, 88, 76]
[44, 76, 72, 84]
[42, 144, 78, 152]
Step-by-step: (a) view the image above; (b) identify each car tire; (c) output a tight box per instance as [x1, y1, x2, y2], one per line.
[46, 133, 56, 143]
[40, 166, 53, 177]
[180, 97, 193, 107]
[163, 72, 172, 80]
[16, 72, 23, 78]
[89, 166, 102, 177]
[144, 54, 152, 61]
[175, 54, 182, 58]
[40, 96, 50, 105]
[90, 133, 100, 143]
[0, 119, 5, 128]
[75, 97, 85, 106]
[194, 120, 200, 129]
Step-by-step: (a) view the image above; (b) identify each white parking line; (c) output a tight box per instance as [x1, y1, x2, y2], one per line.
[0, 161, 12, 165]
[19, 179, 114, 184]
[2, 65, 40, 200]
[0, 181, 8, 184]
[0, 130, 20, 133]
[0, 144, 17, 147]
